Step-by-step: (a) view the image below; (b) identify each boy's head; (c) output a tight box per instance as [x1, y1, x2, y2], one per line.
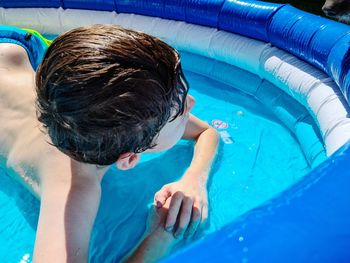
[36, 24, 191, 167]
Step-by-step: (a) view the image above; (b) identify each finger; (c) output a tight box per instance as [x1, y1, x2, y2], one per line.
[154, 186, 172, 208]
[184, 204, 201, 239]
[174, 196, 194, 239]
[201, 204, 209, 228]
[165, 192, 184, 232]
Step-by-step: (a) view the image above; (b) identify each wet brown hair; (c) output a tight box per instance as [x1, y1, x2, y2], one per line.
[36, 24, 189, 165]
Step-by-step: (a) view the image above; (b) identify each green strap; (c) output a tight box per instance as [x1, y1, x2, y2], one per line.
[21, 28, 52, 47]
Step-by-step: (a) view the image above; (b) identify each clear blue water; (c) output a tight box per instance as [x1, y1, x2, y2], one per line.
[0, 70, 311, 262]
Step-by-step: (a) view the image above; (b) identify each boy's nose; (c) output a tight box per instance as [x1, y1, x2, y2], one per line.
[186, 95, 195, 113]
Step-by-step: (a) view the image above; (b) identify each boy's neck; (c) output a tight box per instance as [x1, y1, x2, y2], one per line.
[70, 159, 110, 182]
[95, 164, 110, 181]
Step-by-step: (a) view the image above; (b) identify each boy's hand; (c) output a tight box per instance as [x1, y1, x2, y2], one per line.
[123, 198, 180, 263]
[154, 175, 208, 239]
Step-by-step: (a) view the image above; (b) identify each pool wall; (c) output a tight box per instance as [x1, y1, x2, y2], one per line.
[1, 0, 350, 262]
[1, 1, 349, 98]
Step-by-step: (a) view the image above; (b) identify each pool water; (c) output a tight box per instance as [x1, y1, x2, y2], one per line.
[0, 70, 312, 262]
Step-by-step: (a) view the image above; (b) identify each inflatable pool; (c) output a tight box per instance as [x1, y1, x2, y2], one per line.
[0, 0, 350, 262]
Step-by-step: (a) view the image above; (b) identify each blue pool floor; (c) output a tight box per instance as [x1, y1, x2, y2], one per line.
[0, 70, 312, 262]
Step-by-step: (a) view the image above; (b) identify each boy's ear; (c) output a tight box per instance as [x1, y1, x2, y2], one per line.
[116, 152, 140, 170]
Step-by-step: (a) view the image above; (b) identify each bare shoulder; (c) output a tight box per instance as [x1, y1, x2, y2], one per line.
[0, 43, 36, 108]
[0, 43, 33, 70]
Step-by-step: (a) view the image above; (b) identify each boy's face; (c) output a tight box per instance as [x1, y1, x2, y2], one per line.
[114, 94, 195, 171]
[144, 94, 195, 153]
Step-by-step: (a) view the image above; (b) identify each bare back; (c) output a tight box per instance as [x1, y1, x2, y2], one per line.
[0, 43, 71, 197]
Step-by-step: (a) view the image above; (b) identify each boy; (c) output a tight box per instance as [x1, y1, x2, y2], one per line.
[0, 24, 219, 262]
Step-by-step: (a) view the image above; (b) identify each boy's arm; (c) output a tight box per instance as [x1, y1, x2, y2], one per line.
[155, 114, 219, 238]
[35, 157, 177, 263]
[33, 158, 101, 263]
[124, 229, 175, 263]
[123, 131, 220, 263]
[123, 200, 180, 263]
